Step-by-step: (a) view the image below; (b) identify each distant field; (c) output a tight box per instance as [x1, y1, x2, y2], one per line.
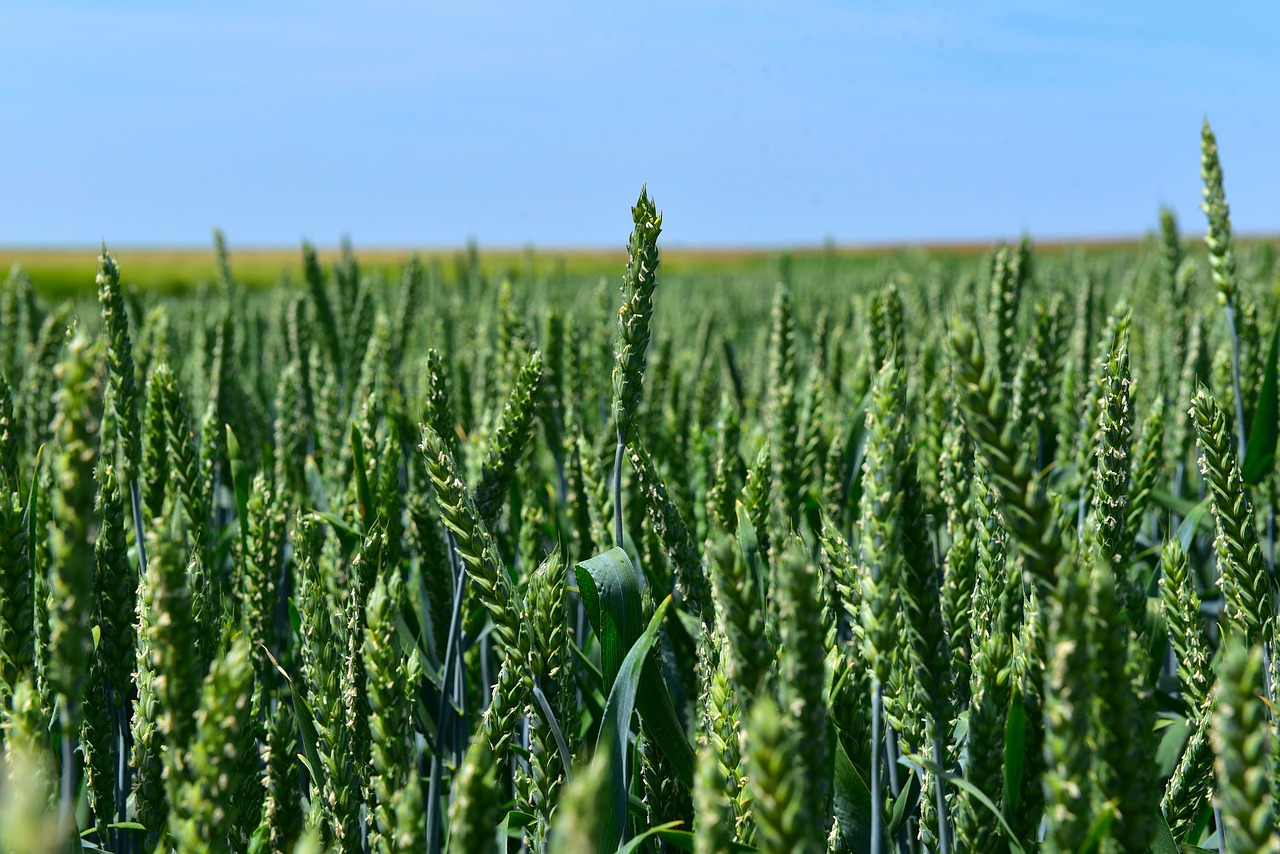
[0, 237, 1164, 297]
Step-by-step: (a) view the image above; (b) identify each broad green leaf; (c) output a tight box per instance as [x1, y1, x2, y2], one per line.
[304, 455, 328, 512]
[886, 767, 921, 837]
[1155, 718, 1190, 778]
[1001, 686, 1027, 818]
[840, 389, 873, 513]
[349, 421, 373, 531]
[1242, 319, 1280, 483]
[1150, 489, 1205, 523]
[577, 548, 696, 790]
[832, 739, 874, 854]
[617, 820, 685, 854]
[577, 547, 645, 689]
[501, 810, 535, 834]
[81, 822, 146, 837]
[287, 597, 302, 639]
[1149, 812, 1178, 854]
[567, 640, 606, 729]
[1078, 802, 1117, 854]
[734, 502, 767, 613]
[595, 596, 673, 852]
[653, 828, 759, 852]
[1177, 501, 1211, 551]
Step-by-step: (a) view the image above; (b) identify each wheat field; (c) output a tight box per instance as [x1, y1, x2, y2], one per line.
[0, 121, 1275, 854]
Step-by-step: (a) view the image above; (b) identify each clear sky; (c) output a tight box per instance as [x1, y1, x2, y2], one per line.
[2, 1, 1277, 248]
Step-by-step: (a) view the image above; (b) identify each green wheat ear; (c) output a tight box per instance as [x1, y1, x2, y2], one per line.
[706, 404, 747, 530]
[1200, 120, 1238, 305]
[1092, 310, 1133, 568]
[987, 244, 1022, 395]
[0, 483, 30, 704]
[295, 520, 360, 848]
[474, 348, 543, 526]
[424, 347, 461, 463]
[418, 424, 521, 656]
[1159, 206, 1184, 293]
[628, 438, 708, 616]
[1160, 539, 1212, 719]
[0, 678, 59, 852]
[747, 696, 818, 854]
[742, 442, 773, 559]
[859, 357, 906, 689]
[707, 516, 770, 700]
[548, 751, 610, 854]
[694, 739, 735, 854]
[81, 655, 114, 841]
[611, 187, 662, 448]
[364, 566, 416, 853]
[89, 400, 134, 838]
[857, 355, 907, 854]
[0, 371, 18, 486]
[955, 478, 1012, 854]
[1088, 536, 1158, 853]
[767, 280, 802, 526]
[1201, 119, 1251, 461]
[1191, 385, 1272, 645]
[1213, 640, 1279, 854]
[520, 550, 571, 849]
[144, 497, 201, 758]
[141, 366, 169, 520]
[949, 320, 1061, 588]
[449, 736, 502, 854]
[1041, 548, 1097, 854]
[696, 625, 752, 841]
[1010, 295, 1066, 467]
[1123, 397, 1164, 563]
[96, 251, 141, 476]
[47, 334, 101, 734]
[1162, 715, 1215, 838]
[898, 455, 954, 852]
[774, 536, 829, 844]
[262, 698, 304, 852]
[166, 637, 257, 851]
[939, 422, 977, 704]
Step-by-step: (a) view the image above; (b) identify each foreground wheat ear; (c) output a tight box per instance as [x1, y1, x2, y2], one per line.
[2, 125, 1279, 854]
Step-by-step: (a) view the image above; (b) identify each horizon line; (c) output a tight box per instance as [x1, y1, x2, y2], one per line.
[2, 231, 1277, 258]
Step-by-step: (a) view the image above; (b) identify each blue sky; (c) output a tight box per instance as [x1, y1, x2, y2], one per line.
[1, 1, 1277, 248]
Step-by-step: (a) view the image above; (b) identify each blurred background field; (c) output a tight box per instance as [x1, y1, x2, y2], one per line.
[0, 236, 1215, 298]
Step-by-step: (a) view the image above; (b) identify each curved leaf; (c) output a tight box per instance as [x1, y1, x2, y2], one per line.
[577, 548, 696, 792]
[617, 820, 685, 854]
[654, 828, 760, 853]
[1242, 319, 1280, 483]
[1001, 686, 1027, 818]
[833, 739, 874, 854]
[596, 595, 673, 852]
[577, 547, 645, 689]
[911, 755, 1027, 854]
[349, 421, 373, 530]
